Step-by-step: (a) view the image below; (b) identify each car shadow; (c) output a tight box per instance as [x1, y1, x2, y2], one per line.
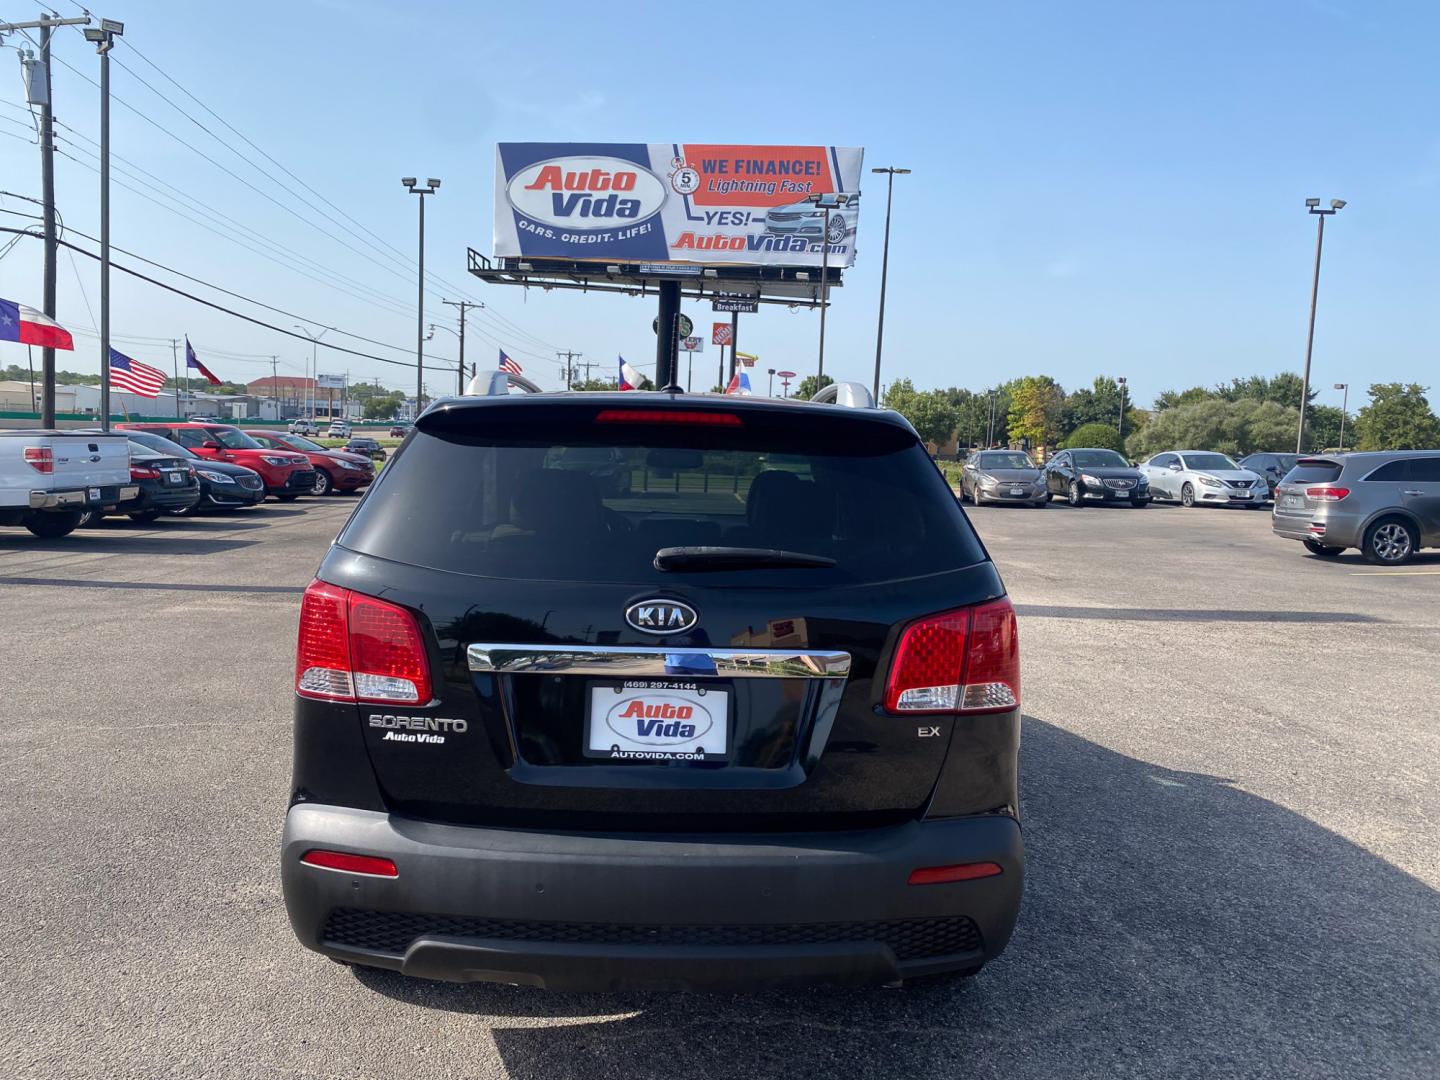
[354, 717, 1438, 1079]
[0, 535, 258, 555]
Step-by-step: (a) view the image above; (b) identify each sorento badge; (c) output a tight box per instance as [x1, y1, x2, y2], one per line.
[625, 599, 698, 635]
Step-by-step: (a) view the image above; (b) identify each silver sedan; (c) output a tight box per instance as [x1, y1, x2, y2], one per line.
[1139, 450, 1268, 509]
[960, 450, 1048, 507]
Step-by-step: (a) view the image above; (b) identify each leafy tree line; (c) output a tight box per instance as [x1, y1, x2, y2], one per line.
[869, 369, 1439, 458]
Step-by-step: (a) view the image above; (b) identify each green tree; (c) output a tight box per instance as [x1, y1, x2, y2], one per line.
[794, 374, 833, 401]
[1154, 386, 1215, 411]
[1006, 375, 1064, 450]
[1353, 384, 1440, 451]
[1216, 372, 1316, 409]
[1062, 422, 1124, 452]
[1127, 398, 1302, 459]
[883, 379, 958, 448]
[362, 391, 405, 419]
[1062, 377, 1135, 437]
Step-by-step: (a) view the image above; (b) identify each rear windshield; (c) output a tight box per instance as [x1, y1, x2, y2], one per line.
[341, 408, 986, 584]
[1284, 461, 1343, 484]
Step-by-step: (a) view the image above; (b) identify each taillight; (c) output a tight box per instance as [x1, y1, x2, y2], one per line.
[1306, 486, 1350, 501]
[300, 850, 398, 877]
[295, 580, 431, 704]
[595, 409, 742, 427]
[130, 465, 160, 480]
[884, 597, 1019, 714]
[24, 446, 53, 474]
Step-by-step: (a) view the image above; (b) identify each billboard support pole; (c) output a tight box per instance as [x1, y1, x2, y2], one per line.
[729, 311, 739, 379]
[656, 281, 680, 389]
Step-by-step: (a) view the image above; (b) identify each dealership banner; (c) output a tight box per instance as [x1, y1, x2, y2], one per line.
[494, 143, 865, 267]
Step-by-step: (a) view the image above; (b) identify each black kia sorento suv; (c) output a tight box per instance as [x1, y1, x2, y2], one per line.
[281, 384, 1024, 991]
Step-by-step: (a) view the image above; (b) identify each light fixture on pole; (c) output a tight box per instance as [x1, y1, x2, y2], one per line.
[1297, 198, 1345, 453]
[870, 166, 910, 399]
[806, 191, 853, 383]
[1334, 382, 1349, 451]
[293, 325, 327, 420]
[1117, 376, 1127, 442]
[403, 177, 440, 416]
[83, 17, 122, 430]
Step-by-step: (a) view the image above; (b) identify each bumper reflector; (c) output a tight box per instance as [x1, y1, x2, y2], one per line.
[300, 850, 399, 877]
[908, 861, 1004, 886]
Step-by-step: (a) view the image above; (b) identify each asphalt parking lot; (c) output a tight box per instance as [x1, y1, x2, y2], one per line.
[4, 498, 1437, 1080]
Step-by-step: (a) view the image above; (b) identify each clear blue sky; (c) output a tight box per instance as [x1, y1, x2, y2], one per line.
[1, 0, 1437, 409]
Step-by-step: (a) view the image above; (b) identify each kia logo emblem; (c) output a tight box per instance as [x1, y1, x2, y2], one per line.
[625, 599, 698, 635]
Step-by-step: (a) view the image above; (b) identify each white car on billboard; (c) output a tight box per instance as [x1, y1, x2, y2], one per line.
[764, 191, 859, 246]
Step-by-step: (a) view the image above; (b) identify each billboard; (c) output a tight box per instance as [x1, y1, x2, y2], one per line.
[316, 373, 345, 389]
[494, 143, 864, 268]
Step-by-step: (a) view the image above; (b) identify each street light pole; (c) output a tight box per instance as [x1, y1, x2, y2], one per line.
[83, 18, 122, 430]
[870, 166, 910, 400]
[403, 178, 440, 416]
[1117, 376, 1127, 443]
[1334, 382, 1349, 451]
[1297, 197, 1345, 453]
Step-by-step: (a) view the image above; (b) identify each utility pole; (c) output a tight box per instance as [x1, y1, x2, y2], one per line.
[557, 350, 581, 389]
[3, 14, 90, 426]
[169, 338, 181, 418]
[269, 356, 279, 417]
[442, 299, 481, 394]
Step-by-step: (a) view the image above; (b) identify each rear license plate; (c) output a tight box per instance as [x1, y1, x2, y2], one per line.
[87, 487, 101, 501]
[586, 681, 729, 762]
[167, 472, 184, 485]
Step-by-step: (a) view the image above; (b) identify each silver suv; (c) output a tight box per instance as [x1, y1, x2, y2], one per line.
[1272, 451, 1440, 565]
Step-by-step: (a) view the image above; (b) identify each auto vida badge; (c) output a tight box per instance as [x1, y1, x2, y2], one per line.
[625, 599, 698, 635]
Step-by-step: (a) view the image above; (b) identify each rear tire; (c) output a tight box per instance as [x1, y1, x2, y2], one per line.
[1180, 482, 1196, 508]
[1362, 517, 1418, 566]
[24, 510, 83, 538]
[1068, 480, 1083, 507]
[1303, 539, 1344, 557]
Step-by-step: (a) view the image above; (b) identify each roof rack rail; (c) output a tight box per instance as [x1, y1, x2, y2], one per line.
[465, 370, 543, 396]
[809, 381, 875, 409]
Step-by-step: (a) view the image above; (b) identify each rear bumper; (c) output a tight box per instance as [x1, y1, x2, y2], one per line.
[281, 804, 1023, 991]
[28, 484, 139, 509]
[1272, 511, 1359, 546]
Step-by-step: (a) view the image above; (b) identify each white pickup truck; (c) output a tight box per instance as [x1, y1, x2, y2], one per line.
[0, 430, 138, 538]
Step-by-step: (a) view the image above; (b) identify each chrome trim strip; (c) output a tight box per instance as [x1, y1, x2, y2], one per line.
[467, 644, 851, 679]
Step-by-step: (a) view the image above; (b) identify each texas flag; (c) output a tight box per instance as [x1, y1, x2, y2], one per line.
[0, 297, 74, 350]
[185, 336, 221, 385]
[618, 356, 643, 391]
[724, 369, 753, 396]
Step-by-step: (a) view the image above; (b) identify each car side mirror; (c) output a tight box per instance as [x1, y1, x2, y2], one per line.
[1169, 463, 1182, 472]
[202, 440, 221, 451]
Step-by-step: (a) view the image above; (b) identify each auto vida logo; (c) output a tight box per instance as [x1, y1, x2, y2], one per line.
[506, 156, 668, 230]
[625, 599, 698, 635]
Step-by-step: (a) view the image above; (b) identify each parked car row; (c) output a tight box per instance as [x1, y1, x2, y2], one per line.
[960, 441, 1440, 566]
[0, 420, 391, 538]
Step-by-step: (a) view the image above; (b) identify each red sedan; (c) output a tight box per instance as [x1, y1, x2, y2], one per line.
[244, 430, 375, 496]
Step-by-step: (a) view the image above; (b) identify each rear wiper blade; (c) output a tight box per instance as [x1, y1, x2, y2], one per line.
[653, 546, 836, 572]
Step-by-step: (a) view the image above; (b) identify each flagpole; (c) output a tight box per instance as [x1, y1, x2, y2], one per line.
[171, 338, 180, 419]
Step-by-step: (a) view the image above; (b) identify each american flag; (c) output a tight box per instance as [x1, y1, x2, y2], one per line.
[499, 349, 523, 376]
[108, 349, 168, 398]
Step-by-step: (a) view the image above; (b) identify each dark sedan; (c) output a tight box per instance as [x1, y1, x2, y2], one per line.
[960, 450, 1048, 507]
[119, 430, 266, 514]
[343, 436, 387, 461]
[1043, 448, 1151, 507]
[1237, 452, 1301, 500]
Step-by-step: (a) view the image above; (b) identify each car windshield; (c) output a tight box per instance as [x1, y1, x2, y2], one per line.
[978, 452, 1034, 470]
[1071, 450, 1128, 468]
[1184, 453, 1239, 471]
[341, 409, 986, 585]
[210, 428, 262, 450]
[126, 431, 196, 459]
[284, 435, 325, 452]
